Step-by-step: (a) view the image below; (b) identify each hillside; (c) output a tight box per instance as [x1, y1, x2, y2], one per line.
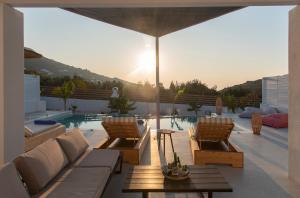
[220, 79, 262, 97]
[24, 48, 129, 84]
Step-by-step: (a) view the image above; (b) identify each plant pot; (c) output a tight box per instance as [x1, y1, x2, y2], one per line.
[251, 113, 262, 135]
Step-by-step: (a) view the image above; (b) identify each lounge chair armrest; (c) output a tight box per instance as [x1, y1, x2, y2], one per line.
[134, 126, 150, 149]
[188, 127, 196, 139]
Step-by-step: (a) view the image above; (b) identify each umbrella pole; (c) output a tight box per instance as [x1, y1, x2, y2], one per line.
[156, 37, 160, 131]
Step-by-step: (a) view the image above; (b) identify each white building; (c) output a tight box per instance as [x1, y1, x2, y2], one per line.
[261, 74, 288, 113]
[24, 74, 46, 114]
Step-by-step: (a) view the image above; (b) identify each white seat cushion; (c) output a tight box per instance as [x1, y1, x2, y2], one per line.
[75, 149, 119, 173]
[45, 167, 110, 198]
[14, 139, 69, 195]
[0, 163, 30, 198]
[56, 128, 89, 163]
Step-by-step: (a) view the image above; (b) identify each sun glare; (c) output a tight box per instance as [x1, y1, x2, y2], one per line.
[136, 49, 155, 74]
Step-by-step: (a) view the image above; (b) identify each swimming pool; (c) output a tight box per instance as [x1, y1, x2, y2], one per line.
[55, 114, 197, 131]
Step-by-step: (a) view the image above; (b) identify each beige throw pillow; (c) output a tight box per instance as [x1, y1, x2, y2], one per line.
[14, 139, 69, 195]
[56, 128, 89, 163]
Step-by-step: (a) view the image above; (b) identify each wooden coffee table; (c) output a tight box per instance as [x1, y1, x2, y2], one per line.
[123, 165, 232, 198]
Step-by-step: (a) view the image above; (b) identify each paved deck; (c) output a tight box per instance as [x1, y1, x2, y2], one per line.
[82, 115, 300, 198]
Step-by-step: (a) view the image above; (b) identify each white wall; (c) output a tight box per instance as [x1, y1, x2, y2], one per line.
[262, 74, 288, 113]
[0, 4, 24, 165]
[289, 6, 300, 185]
[24, 74, 46, 113]
[42, 96, 218, 116]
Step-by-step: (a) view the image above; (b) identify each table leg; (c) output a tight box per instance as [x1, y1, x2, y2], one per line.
[142, 192, 148, 198]
[208, 192, 213, 198]
[163, 134, 166, 156]
[169, 134, 175, 153]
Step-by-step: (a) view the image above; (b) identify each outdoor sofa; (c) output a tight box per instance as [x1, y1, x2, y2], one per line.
[189, 117, 244, 168]
[0, 128, 122, 198]
[100, 117, 150, 165]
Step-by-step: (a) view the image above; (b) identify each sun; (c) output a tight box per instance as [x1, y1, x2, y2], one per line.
[137, 49, 155, 74]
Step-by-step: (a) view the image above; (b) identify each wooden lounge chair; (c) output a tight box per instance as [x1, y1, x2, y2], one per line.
[99, 117, 150, 165]
[189, 117, 243, 168]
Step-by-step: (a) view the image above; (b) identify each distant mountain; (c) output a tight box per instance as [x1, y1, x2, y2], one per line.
[220, 79, 262, 95]
[24, 48, 130, 84]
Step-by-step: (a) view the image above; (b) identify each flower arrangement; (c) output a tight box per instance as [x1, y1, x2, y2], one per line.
[162, 152, 189, 180]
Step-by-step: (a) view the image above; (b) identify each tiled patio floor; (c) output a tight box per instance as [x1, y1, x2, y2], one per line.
[83, 116, 300, 198]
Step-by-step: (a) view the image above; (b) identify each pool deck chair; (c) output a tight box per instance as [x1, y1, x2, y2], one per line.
[99, 117, 150, 165]
[189, 117, 243, 168]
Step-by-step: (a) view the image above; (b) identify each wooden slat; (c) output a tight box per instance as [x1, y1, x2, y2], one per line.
[41, 86, 260, 105]
[127, 173, 224, 179]
[123, 183, 232, 192]
[125, 177, 227, 184]
[123, 165, 232, 193]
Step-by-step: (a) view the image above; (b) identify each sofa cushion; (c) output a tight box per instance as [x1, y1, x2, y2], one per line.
[262, 114, 288, 128]
[261, 106, 278, 115]
[75, 149, 119, 173]
[14, 139, 69, 195]
[239, 107, 263, 118]
[45, 167, 110, 198]
[0, 163, 30, 198]
[56, 128, 89, 163]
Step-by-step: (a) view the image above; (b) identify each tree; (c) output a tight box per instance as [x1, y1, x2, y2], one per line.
[187, 102, 202, 116]
[108, 96, 136, 114]
[171, 89, 185, 116]
[53, 81, 75, 110]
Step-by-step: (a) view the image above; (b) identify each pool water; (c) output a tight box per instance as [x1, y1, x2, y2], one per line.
[55, 114, 197, 131]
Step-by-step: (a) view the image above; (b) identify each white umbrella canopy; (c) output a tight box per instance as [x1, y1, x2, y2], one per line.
[63, 7, 243, 154]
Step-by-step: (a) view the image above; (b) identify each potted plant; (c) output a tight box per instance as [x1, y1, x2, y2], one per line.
[108, 95, 136, 115]
[71, 105, 78, 113]
[223, 95, 237, 113]
[187, 102, 202, 117]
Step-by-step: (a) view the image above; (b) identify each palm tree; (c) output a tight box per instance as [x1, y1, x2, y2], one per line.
[108, 96, 136, 115]
[53, 81, 75, 111]
[171, 89, 185, 116]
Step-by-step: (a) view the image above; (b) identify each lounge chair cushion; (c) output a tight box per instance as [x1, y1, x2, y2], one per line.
[102, 117, 142, 138]
[56, 128, 89, 163]
[0, 163, 30, 198]
[14, 139, 69, 195]
[44, 167, 110, 198]
[195, 117, 234, 142]
[75, 149, 119, 173]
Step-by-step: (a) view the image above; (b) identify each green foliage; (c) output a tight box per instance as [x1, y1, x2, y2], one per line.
[53, 81, 75, 110]
[171, 89, 185, 116]
[187, 102, 202, 116]
[223, 95, 237, 113]
[108, 96, 136, 114]
[170, 79, 218, 95]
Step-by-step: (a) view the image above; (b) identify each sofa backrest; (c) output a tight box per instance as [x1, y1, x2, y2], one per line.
[14, 139, 69, 195]
[0, 163, 30, 198]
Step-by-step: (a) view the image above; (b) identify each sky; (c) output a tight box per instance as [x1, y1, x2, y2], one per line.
[19, 6, 292, 90]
